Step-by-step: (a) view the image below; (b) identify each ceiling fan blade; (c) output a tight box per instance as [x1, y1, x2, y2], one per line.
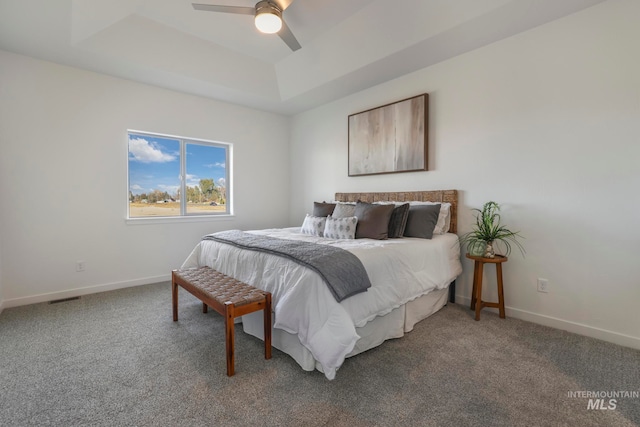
[192, 4, 255, 15]
[278, 20, 301, 51]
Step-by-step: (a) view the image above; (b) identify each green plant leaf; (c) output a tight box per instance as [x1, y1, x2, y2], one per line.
[459, 201, 525, 257]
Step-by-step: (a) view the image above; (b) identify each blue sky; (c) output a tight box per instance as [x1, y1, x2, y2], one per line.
[128, 133, 226, 196]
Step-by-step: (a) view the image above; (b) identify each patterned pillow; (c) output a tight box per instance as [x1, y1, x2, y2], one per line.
[323, 216, 358, 239]
[301, 214, 326, 237]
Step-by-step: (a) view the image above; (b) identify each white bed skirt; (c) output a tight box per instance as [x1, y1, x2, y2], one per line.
[241, 286, 450, 374]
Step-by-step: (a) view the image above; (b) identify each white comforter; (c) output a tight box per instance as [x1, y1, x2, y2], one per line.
[181, 228, 462, 379]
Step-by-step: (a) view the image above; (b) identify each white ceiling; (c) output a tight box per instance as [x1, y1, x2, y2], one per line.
[0, 0, 605, 115]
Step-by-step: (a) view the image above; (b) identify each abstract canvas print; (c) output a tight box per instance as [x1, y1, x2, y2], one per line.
[348, 93, 428, 176]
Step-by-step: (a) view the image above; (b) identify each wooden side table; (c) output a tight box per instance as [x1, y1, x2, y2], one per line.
[466, 253, 508, 321]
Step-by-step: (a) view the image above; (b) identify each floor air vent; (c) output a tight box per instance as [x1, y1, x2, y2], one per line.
[48, 296, 81, 304]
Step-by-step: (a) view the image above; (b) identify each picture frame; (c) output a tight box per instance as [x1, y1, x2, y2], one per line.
[348, 93, 428, 176]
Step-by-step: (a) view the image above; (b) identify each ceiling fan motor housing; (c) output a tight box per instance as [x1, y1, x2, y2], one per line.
[255, 1, 283, 34]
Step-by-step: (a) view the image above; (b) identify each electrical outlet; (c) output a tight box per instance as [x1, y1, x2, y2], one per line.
[537, 278, 549, 293]
[76, 261, 86, 272]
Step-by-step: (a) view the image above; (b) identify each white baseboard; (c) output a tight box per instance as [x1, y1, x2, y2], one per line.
[455, 295, 640, 350]
[1, 274, 171, 309]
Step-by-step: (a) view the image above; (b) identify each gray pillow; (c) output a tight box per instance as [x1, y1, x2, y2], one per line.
[387, 203, 410, 238]
[404, 204, 442, 239]
[332, 202, 356, 218]
[354, 202, 395, 239]
[313, 202, 336, 217]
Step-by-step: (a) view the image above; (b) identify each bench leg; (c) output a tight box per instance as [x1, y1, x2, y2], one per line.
[264, 293, 272, 360]
[225, 302, 235, 376]
[172, 275, 179, 322]
[202, 302, 208, 314]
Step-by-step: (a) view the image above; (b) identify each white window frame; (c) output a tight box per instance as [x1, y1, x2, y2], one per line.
[126, 130, 233, 223]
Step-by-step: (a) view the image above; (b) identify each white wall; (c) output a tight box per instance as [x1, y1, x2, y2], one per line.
[289, 0, 640, 348]
[0, 50, 290, 306]
[0, 232, 4, 314]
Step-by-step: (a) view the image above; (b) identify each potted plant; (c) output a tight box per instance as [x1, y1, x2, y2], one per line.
[460, 201, 525, 258]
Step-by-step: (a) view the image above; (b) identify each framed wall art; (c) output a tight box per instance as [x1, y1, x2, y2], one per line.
[348, 93, 428, 176]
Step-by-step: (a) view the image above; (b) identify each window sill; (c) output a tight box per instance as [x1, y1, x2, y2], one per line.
[126, 214, 235, 225]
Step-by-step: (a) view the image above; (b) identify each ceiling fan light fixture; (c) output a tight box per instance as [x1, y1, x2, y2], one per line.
[254, 1, 282, 34]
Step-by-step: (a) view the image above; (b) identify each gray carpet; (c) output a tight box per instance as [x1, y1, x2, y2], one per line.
[0, 282, 638, 427]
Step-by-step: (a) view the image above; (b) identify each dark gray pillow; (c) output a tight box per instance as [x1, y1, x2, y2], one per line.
[313, 202, 336, 217]
[387, 203, 410, 238]
[354, 202, 395, 239]
[404, 204, 442, 239]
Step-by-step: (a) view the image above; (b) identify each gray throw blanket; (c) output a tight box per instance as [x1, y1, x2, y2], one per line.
[202, 230, 371, 302]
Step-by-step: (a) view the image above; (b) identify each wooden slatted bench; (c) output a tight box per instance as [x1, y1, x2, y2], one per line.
[172, 266, 272, 376]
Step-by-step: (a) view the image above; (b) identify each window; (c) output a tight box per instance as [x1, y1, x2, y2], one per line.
[127, 130, 231, 219]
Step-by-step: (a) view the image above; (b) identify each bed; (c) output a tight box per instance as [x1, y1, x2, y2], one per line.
[180, 190, 462, 379]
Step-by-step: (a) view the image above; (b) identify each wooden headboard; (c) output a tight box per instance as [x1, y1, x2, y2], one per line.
[334, 190, 458, 234]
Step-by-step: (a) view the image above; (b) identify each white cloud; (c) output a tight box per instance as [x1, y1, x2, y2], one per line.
[129, 138, 176, 163]
[217, 178, 226, 187]
[205, 162, 225, 168]
[186, 174, 200, 187]
[130, 184, 143, 191]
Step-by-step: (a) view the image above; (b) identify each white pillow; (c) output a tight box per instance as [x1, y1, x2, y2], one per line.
[301, 214, 326, 237]
[323, 215, 358, 239]
[407, 202, 451, 234]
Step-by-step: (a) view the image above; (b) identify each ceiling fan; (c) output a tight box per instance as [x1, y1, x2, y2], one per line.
[192, 1, 301, 51]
